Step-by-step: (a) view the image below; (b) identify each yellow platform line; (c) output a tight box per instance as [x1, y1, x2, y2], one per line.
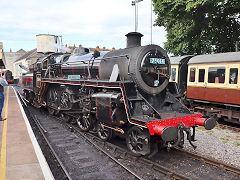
[0, 86, 10, 180]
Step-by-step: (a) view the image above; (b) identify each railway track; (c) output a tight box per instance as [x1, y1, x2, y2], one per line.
[172, 148, 240, 175]
[17, 89, 71, 179]
[217, 123, 240, 133]
[16, 88, 170, 179]
[49, 113, 240, 180]
[61, 119, 190, 180]
[16, 87, 240, 180]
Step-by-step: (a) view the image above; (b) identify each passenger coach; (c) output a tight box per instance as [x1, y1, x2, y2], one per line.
[186, 52, 240, 124]
[169, 55, 192, 95]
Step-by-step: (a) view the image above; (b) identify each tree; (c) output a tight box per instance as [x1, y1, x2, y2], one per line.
[153, 0, 240, 55]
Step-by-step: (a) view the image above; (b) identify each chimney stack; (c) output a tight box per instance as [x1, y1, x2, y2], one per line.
[125, 32, 143, 48]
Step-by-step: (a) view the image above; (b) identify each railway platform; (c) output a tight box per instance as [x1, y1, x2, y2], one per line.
[0, 86, 53, 180]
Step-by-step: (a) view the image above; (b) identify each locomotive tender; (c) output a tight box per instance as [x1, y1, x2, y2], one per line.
[22, 32, 216, 156]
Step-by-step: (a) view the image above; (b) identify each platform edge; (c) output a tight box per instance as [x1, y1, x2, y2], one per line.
[13, 87, 54, 180]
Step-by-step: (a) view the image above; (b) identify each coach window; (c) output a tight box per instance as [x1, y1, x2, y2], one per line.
[198, 69, 205, 83]
[171, 68, 176, 81]
[189, 67, 196, 82]
[208, 67, 225, 83]
[229, 68, 238, 84]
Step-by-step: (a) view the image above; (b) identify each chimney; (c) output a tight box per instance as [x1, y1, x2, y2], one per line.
[125, 32, 143, 48]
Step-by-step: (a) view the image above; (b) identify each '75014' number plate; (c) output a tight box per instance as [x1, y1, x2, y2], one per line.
[150, 58, 165, 64]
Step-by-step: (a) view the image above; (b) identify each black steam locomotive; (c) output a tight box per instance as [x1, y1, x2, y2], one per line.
[1, 70, 14, 84]
[22, 32, 216, 156]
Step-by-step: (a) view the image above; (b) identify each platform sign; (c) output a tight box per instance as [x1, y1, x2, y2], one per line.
[68, 75, 81, 79]
[150, 58, 165, 64]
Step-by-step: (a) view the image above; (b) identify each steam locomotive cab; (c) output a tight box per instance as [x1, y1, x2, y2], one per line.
[22, 32, 216, 156]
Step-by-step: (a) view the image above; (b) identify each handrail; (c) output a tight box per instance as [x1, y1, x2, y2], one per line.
[65, 54, 129, 65]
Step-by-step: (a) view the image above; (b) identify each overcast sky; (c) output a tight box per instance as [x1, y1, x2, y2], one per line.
[0, 0, 166, 52]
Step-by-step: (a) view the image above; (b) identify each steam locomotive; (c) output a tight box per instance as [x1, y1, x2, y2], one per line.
[0, 70, 14, 84]
[21, 32, 216, 156]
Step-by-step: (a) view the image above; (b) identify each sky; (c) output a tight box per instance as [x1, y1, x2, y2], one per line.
[0, 0, 167, 52]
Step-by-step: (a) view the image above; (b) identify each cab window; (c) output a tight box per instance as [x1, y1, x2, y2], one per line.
[198, 69, 205, 83]
[42, 60, 48, 70]
[208, 67, 225, 83]
[229, 68, 238, 84]
[189, 68, 196, 82]
[171, 68, 176, 82]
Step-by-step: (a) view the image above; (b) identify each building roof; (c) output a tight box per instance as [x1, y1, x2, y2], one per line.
[16, 49, 26, 53]
[188, 51, 240, 64]
[14, 48, 37, 62]
[26, 50, 44, 60]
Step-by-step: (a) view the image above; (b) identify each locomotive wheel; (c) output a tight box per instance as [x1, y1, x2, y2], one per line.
[47, 88, 58, 115]
[97, 124, 112, 141]
[47, 88, 58, 107]
[60, 91, 71, 109]
[48, 107, 56, 115]
[126, 126, 151, 156]
[77, 115, 91, 132]
[60, 113, 71, 123]
[178, 131, 184, 148]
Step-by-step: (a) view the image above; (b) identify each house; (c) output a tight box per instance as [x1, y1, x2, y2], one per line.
[13, 48, 43, 80]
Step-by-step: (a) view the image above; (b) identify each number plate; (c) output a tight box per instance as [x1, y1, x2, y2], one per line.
[68, 75, 81, 79]
[150, 58, 165, 64]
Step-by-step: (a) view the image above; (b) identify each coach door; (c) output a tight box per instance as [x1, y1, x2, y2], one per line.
[196, 65, 207, 100]
[226, 63, 240, 105]
[205, 64, 227, 103]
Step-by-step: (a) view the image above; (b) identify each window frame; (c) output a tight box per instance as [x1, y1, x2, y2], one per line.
[42, 59, 48, 70]
[205, 64, 227, 88]
[198, 68, 206, 83]
[227, 63, 240, 89]
[170, 65, 178, 82]
[189, 67, 196, 83]
[207, 66, 226, 84]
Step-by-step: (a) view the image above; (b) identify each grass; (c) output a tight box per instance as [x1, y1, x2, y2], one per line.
[216, 122, 221, 129]
[221, 137, 229, 143]
[197, 126, 206, 131]
[206, 131, 213, 135]
[235, 142, 240, 146]
[225, 134, 231, 138]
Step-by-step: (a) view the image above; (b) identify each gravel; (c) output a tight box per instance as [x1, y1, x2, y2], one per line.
[183, 125, 240, 168]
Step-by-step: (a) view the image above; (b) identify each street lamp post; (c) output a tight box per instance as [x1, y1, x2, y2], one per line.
[150, 0, 152, 44]
[132, 0, 143, 32]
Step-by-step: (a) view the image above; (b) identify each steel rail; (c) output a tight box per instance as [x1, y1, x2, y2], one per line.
[55, 117, 144, 180]
[54, 114, 191, 180]
[57, 114, 240, 179]
[16, 90, 72, 180]
[218, 123, 240, 133]
[173, 147, 240, 175]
